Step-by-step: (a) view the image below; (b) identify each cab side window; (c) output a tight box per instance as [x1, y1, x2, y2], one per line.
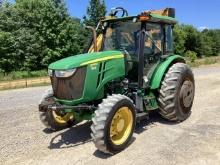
[165, 25, 173, 54]
[144, 23, 163, 63]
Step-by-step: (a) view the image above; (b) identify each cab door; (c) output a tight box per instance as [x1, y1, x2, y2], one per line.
[142, 23, 163, 87]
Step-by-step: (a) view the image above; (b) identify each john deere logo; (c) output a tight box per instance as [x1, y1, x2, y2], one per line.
[90, 63, 97, 70]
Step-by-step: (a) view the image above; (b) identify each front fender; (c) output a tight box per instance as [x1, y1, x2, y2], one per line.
[150, 55, 185, 90]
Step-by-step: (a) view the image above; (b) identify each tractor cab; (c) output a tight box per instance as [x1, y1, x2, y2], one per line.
[88, 7, 176, 84]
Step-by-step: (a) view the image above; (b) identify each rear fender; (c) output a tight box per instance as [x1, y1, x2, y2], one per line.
[150, 55, 185, 90]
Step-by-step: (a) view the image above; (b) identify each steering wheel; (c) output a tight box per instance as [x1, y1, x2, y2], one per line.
[111, 7, 128, 17]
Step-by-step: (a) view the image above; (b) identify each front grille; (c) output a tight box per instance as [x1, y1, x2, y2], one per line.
[51, 67, 86, 100]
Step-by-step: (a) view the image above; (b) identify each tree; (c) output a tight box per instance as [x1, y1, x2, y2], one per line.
[181, 25, 205, 57]
[200, 31, 213, 57]
[173, 24, 220, 57]
[0, 0, 86, 73]
[202, 29, 220, 56]
[173, 25, 187, 55]
[53, 0, 62, 5]
[185, 50, 197, 63]
[83, 0, 106, 27]
[0, 31, 15, 74]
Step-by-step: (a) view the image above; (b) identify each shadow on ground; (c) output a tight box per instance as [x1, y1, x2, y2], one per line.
[135, 111, 180, 134]
[93, 137, 136, 159]
[48, 121, 92, 149]
[47, 111, 180, 153]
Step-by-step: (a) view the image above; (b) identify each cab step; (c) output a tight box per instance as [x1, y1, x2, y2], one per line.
[136, 112, 149, 122]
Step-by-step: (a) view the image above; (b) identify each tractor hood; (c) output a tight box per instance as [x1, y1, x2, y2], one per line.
[49, 51, 124, 70]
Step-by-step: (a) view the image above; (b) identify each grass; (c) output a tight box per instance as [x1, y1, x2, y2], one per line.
[0, 77, 50, 90]
[0, 70, 47, 81]
[187, 55, 220, 67]
[0, 82, 50, 91]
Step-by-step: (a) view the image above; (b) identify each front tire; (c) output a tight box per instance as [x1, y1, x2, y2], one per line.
[39, 88, 75, 131]
[158, 63, 195, 121]
[91, 94, 136, 154]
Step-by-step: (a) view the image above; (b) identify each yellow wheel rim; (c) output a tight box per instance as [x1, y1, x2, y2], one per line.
[110, 107, 133, 145]
[52, 111, 74, 124]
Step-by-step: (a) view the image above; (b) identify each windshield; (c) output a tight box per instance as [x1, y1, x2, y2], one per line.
[144, 23, 162, 55]
[103, 20, 141, 56]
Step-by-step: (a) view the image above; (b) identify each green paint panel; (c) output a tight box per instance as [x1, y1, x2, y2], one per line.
[150, 55, 185, 89]
[49, 51, 123, 70]
[56, 56, 125, 105]
[144, 91, 158, 111]
[150, 14, 177, 24]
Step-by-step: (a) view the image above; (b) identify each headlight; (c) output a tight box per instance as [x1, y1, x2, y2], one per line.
[48, 69, 53, 77]
[55, 69, 76, 78]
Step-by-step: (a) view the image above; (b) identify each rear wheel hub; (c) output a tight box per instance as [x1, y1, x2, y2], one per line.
[180, 80, 194, 109]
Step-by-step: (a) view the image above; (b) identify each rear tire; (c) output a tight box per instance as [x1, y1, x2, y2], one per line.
[158, 63, 195, 121]
[91, 94, 136, 154]
[39, 88, 75, 131]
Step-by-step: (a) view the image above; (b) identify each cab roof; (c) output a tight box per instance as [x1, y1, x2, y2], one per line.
[103, 8, 177, 25]
[103, 14, 177, 25]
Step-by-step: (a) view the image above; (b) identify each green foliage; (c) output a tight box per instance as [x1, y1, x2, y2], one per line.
[201, 29, 220, 56]
[173, 25, 187, 55]
[0, 31, 15, 73]
[0, 0, 87, 74]
[187, 55, 220, 68]
[174, 24, 220, 57]
[0, 70, 47, 81]
[183, 25, 200, 53]
[83, 0, 106, 27]
[204, 57, 217, 65]
[185, 50, 197, 63]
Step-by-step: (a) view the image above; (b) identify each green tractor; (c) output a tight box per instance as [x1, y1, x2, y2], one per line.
[39, 7, 195, 154]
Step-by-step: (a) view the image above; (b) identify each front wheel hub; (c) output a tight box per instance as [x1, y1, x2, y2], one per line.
[52, 111, 74, 124]
[110, 107, 133, 146]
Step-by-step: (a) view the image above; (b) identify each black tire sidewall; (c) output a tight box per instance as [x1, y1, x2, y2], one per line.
[174, 66, 195, 121]
[40, 97, 74, 130]
[104, 99, 136, 153]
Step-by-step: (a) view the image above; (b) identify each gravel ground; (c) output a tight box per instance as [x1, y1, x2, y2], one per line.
[0, 65, 220, 165]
